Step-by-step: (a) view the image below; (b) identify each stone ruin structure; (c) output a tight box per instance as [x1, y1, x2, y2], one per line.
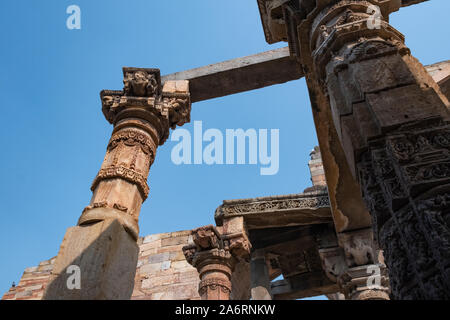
[3, 0, 450, 300]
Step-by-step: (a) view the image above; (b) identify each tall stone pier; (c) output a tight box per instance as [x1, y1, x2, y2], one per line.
[309, 1, 450, 300]
[257, 0, 450, 299]
[43, 68, 191, 299]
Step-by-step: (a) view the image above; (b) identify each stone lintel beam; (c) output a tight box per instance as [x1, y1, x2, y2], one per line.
[214, 189, 332, 230]
[162, 47, 303, 102]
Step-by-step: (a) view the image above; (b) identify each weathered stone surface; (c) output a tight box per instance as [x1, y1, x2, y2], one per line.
[162, 47, 302, 102]
[183, 225, 251, 300]
[4, 229, 202, 301]
[259, 0, 449, 299]
[43, 219, 139, 300]
[41, 67, 192, 300]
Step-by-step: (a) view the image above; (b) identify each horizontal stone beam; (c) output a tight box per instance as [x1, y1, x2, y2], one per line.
[162, 47, 303, 103]
[214, 190, 332, 230]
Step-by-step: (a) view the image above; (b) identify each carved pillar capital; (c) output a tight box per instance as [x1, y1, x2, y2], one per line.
[335, 229, 390, 300]
[79, 68, 191, 240]
[309, 1, 406, 72]
[101, 68, 191, 145]
[183, 225, 251, 300]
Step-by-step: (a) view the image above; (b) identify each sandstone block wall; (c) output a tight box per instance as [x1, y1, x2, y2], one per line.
[2, 258, 55, 300]
[132, 230, 200, 300]
[2, 230, 200, 300]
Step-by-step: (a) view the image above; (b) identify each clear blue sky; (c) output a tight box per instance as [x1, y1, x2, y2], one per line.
[0, 0, 448, 297]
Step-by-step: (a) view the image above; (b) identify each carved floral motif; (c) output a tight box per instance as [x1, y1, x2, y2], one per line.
[218, 195, 330, 215]
[91, 165, 150, 200]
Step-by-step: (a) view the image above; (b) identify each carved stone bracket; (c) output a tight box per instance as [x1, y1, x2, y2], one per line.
[319, 228, 390, 300]
[101, 68, 191, 145]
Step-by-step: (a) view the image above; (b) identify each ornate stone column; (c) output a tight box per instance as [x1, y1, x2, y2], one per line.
[183, 225, 251, 300]
[268, 0, 450, 299]
[43, 68, 190, 299]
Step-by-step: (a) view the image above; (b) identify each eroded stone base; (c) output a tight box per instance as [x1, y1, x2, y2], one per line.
[43, 218, 138, 300]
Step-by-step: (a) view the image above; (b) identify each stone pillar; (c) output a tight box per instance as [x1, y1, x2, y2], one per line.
[43, 68, 191, 299]
[298, 0, 450, 299]
[183, 225, 250, 300]
[250, 249, 273, 300]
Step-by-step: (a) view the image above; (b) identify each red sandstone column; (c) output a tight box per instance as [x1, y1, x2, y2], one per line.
[43, 68, 191, 300]
[183, 225, 250, 300]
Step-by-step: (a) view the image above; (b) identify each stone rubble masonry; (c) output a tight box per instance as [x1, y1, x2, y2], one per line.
[2, 230, 200, 301]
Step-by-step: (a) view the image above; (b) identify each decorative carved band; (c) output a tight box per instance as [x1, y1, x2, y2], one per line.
[91, 165, 149, 200]
[358, 124, 450, 299]
[108, 129, 156, 157]
[217, 195, 330, 216]
[123, 67, 161, 97]
[199, 278, 231, 295]
[82, 201, 128, 214]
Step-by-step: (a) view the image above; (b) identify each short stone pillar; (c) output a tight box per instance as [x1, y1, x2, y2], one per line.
[183, 225, 250, 300]
[250, 249, 273, 300]
[43, 68, 191, 300]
